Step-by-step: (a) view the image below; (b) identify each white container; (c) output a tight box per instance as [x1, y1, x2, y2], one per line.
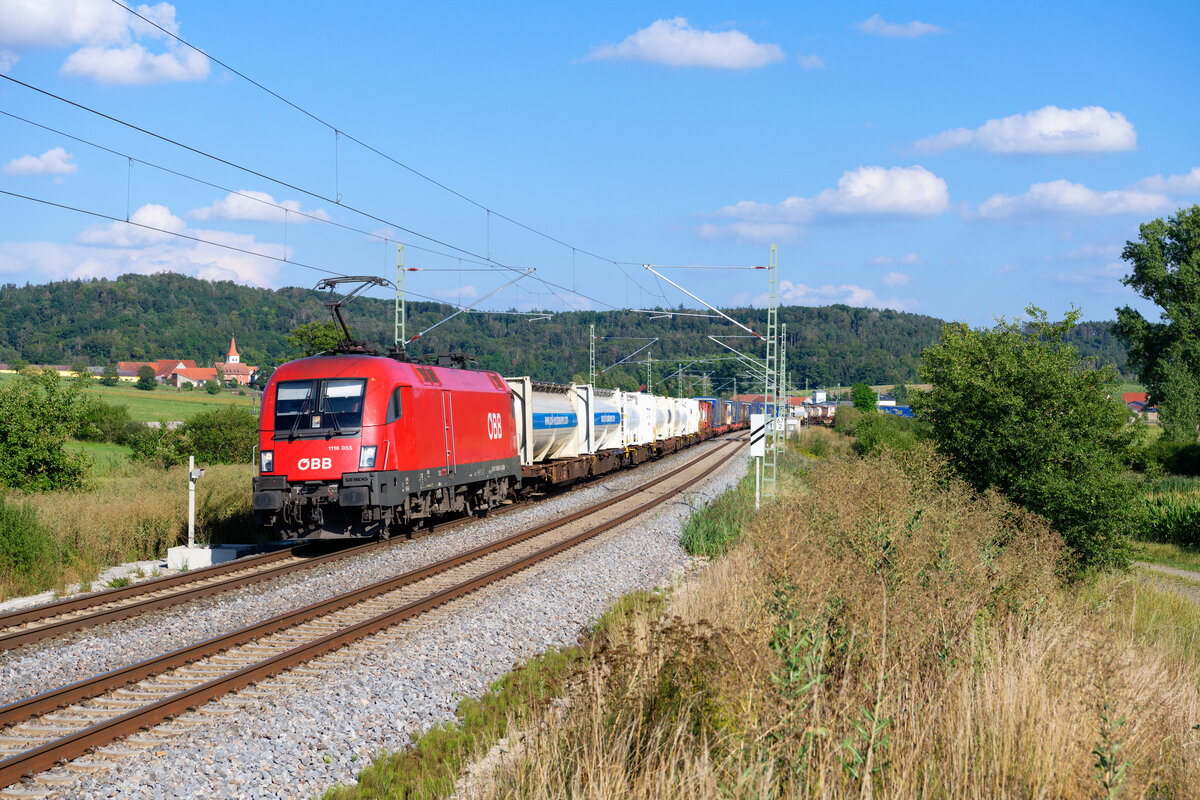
[592, 388, 623, 451]
[621, 391, 654, 446]
[506, 377, 580, 465]
[653, 395, 672, 441]
[684, 398, 700, 435]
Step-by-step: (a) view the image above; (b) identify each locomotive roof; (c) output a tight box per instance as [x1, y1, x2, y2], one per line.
[271, 354, 507, 389]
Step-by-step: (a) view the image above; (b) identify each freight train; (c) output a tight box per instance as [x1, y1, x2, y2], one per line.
[251, 353, 749, 541]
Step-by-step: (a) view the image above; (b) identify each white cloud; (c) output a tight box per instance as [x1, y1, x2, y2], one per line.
[915, 106, 1137, 155]
[733, 279, 916, 312]
[1135, 167, 1200, 194]
[1058, 243, 1121, 261]
[3, 147, 78, 176]
[585, 17, 784, 69]
[797, 53, 825, 69]
[881, 271, 910, 287]
[189, 191, 331, 224]
[856, 14, 944, 38]
[431, 285, 479, 302]
[0, 0, 208, 83]
[869, 252, 921, 266]
[0, 201, 285, 286]
[1047, 261, 1128, 287]
[699, 221, 800, 243]
[973, 179, 1170, 219]
[79, 203, 185, 246]
[62, 41, 208, 84]
[714, 165, 949, 225]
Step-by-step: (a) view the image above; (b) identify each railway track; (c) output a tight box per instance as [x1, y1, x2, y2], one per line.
[0, 442, 671, 653]
[0, 436, 744, 791]
[0, 540, 381, 653]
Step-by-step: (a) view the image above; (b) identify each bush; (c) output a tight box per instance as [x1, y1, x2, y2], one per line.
[833, 406, 862, 435]
[204, 380, 220, 395]
[0, 369, 94, 491]
[0, 495, 61, 596]
[126, 423, 189, 468]
[77, 401, 133, 443]
[914, 307, 1135, 572]
[184, 407, 258, 465]
[851, 412, 927, 457]
[135, 365, 157, 391]
[851, 381, 876, 412]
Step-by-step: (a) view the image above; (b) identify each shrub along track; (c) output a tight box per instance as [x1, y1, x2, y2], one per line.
[0, 436, 744, 791]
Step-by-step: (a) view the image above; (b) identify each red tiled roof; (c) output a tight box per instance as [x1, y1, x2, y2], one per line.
[227, 337, 239, 358]
[1123, 392, 1148, 405]
[215, 362, 254, 376]
[175, 368, 218, 382]
[118, 361, 155, 373]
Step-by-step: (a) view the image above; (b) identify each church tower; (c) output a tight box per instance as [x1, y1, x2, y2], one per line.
[226, 337, 240, 364]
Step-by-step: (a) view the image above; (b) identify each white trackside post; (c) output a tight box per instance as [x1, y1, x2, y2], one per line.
[188, 455, 195, 548]
[187, 455, 205, 548]
[750, 413, 765, 509]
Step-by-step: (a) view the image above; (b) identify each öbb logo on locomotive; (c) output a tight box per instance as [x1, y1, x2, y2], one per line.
[251, 354, 751, 542]
[486, 412, 504, 440]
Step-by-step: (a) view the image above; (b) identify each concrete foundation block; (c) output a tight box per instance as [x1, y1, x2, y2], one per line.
[167, 545, 257, 572]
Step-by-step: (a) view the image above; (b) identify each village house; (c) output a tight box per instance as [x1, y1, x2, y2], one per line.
[172, 338, 257, 387]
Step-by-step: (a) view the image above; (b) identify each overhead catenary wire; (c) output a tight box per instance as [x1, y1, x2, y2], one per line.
[0, 188, 513, 315]
[104, 0, 663, 302]
[0, 109, 500, 269]
[0, 75, 622, 312]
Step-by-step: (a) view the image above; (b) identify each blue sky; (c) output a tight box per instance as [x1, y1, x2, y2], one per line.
[0, 1, 1195, 327]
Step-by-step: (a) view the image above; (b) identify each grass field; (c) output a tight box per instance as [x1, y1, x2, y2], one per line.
[64, 439, 134, 475]
[0, 372, 257, 422]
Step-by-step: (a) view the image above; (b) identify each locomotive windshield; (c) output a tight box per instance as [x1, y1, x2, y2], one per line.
[273, 378, 367, 436]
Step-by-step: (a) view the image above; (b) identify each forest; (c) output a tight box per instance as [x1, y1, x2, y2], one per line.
[0, 273, 1131, 390]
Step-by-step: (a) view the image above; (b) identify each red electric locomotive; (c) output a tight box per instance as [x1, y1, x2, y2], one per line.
[252, 354, 520, 540]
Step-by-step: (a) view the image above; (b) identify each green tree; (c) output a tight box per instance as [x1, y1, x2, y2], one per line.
[184, 407, 258, 464]
[0, 369, 95, 490]
[70, 360, 91, 385]
[285, 320, 341, 357]
[135, 365, 157, 391]
[100, 363, 119, 386]
[204, 379, 221, 395]
[1115, 205, 1200, 442]
[892, 383, 910, 405]
[912, 306, 1134, 571]
[851, 382, 876, 412]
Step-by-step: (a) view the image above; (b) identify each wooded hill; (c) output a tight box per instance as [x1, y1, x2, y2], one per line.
[0, 273, 1131, 389]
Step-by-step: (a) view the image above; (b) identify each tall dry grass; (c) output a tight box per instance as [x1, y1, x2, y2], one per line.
[476, 447, 1200, 799]
[1, 462, 253, 599]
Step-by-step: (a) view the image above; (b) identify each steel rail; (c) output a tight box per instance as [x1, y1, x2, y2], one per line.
[0, 540, 390, 652]
[0, 436, 736, 727]
[0, 446, 642, 652]
[0, 436, 743, 788]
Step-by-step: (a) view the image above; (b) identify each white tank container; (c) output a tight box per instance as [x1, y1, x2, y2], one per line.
[592, 388, 623, 451]
[672, 398, 687, 437]
[653, 395, 672, 441]
[621, 391, 654, 446]
[683, 399, 700, 435]
[506, 377, 580, 465]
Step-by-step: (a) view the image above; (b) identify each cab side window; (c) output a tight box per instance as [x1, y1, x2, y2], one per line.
[386, 387, 404, 423]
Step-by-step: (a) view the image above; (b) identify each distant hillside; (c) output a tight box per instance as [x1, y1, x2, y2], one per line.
[0, 273, 1131, 388]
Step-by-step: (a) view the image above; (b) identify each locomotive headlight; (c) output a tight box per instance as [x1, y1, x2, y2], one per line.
[359, 445, 377, 469]
[260, 450, 274, 473]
